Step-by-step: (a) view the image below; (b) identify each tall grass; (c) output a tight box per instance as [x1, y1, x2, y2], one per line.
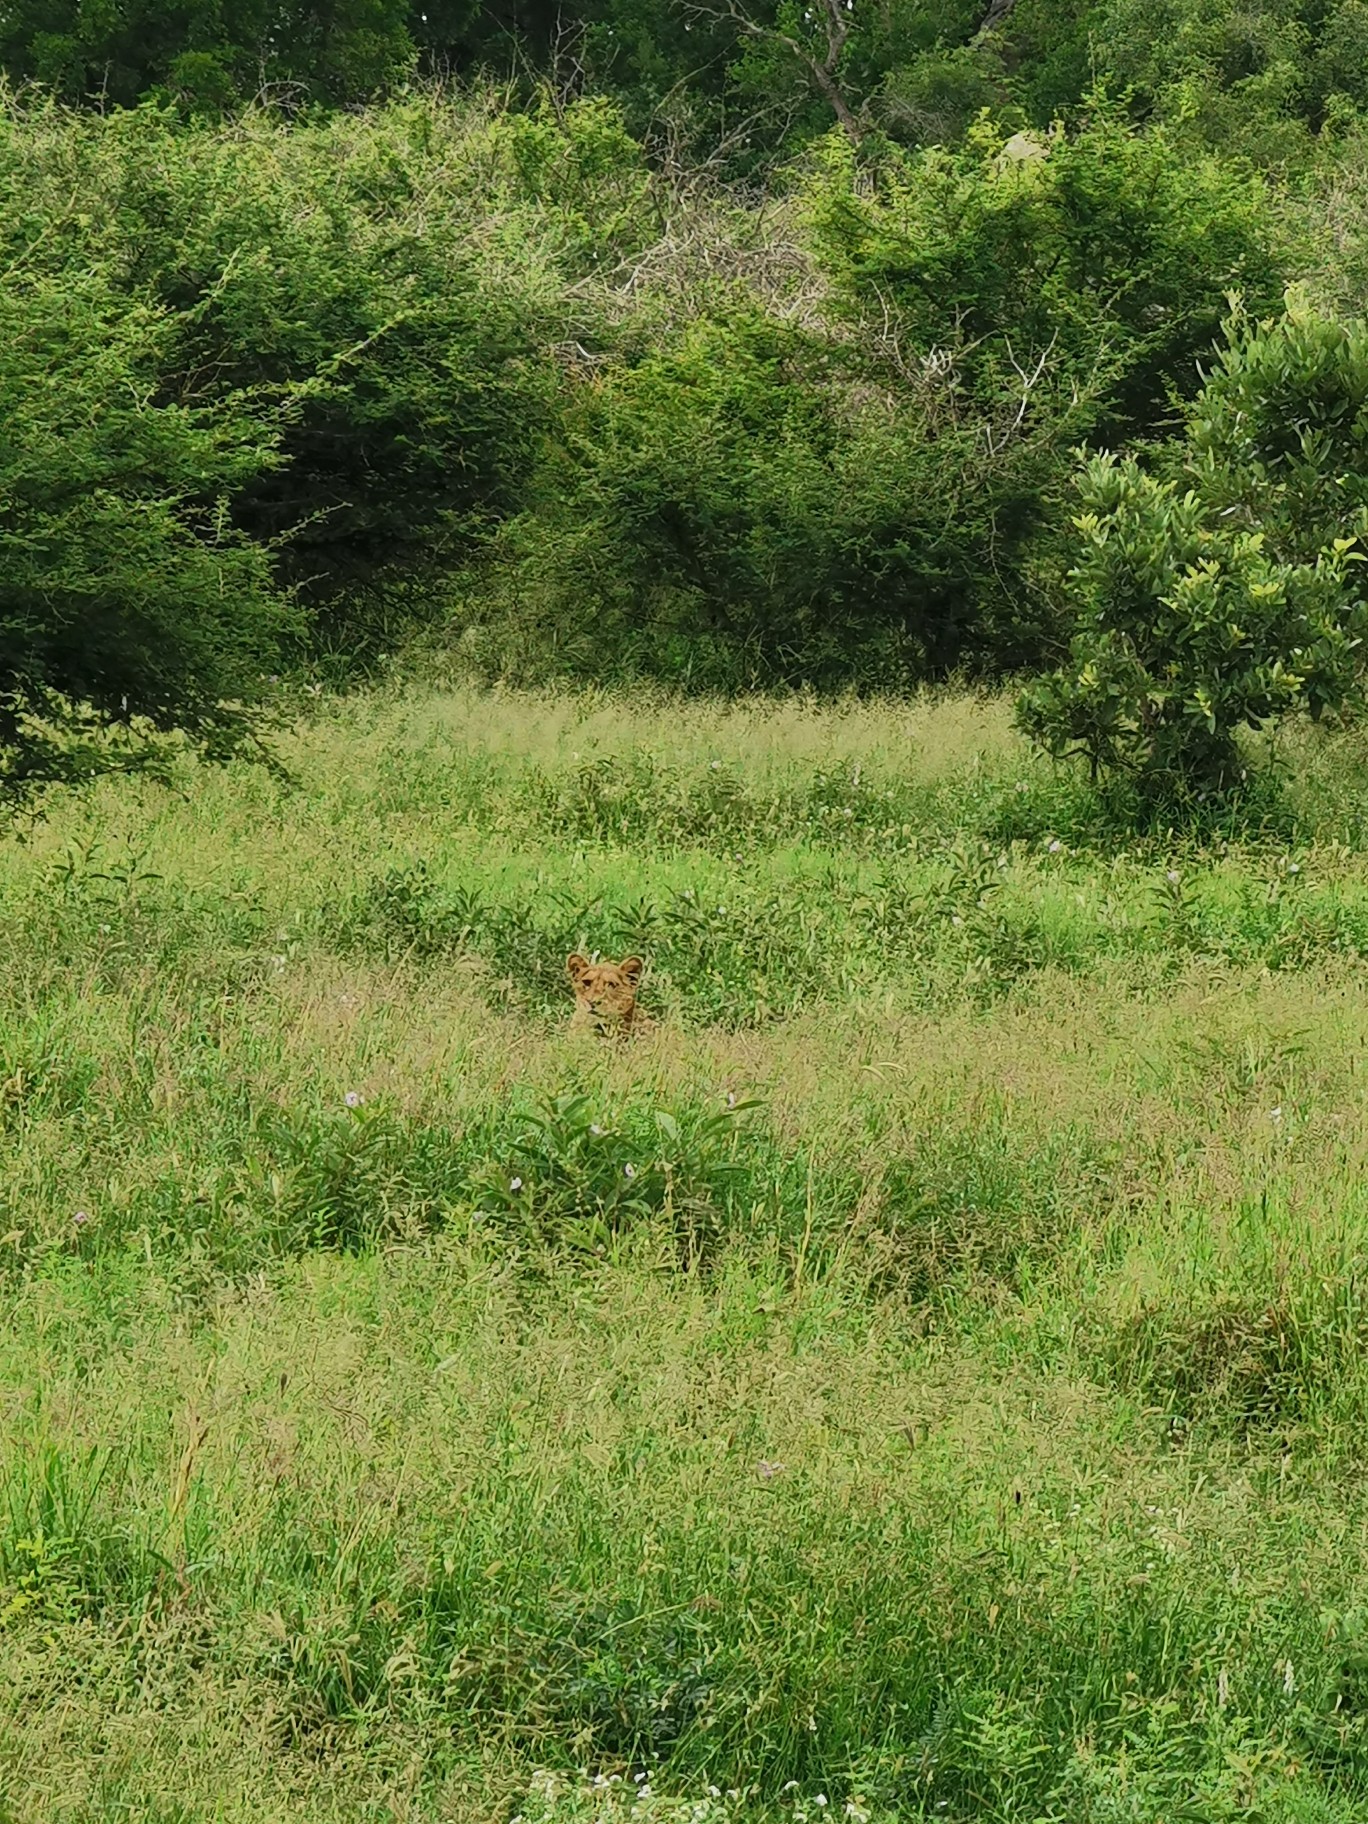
[5, 682, 1368, 1818]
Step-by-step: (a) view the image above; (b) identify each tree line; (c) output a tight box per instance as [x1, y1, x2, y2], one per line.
[7, 5, 1368, 811]
[10, 1, 1368, 162]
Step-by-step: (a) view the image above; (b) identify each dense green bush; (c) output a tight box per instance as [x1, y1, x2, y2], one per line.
[1018, 451, 1366, 795]
[0, 97, 577, 638]
[1021, 308, 1368, 798]
[4, 0, 1365, 183]
[0, 87, 678, 704]
[803, 106, 1289, 443]
[463, 107, 1288, 688]
[1187, 303, 1368, 557]
[469, 304, 1063, 686]
[1099, 0, 1368, 157]
[0, 89, 637, 782]
[0, 248, 293, 792]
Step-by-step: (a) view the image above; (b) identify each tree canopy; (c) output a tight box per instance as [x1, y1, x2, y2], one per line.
[9, 0, 1368, 159]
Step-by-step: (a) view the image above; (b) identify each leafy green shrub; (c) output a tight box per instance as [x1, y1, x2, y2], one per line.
[122, 1087, 795, 1270]
[1021, 309, 1368, 802]
[1097, 0, 1368, 161]
[803, 104, 1287, 446]
[483, 92, 657, 277]
[1019, 452, 1367, 795]
[0, 253, 292, 791]
[0, 93, 582, 659]
[470, 1091, 768, 1266]
[475, 103, 1290, 693]
[247, 1099, 465, 1252]
[473, 303, 1059, 684]
[102, 102, 554, 626]
[1188, 305, 1368, 559]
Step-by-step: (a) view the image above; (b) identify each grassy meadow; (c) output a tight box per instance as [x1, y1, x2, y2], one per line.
[10, 681, 1368, 1820]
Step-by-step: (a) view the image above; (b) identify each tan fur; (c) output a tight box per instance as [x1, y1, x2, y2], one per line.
[566, 953, 644, 1037]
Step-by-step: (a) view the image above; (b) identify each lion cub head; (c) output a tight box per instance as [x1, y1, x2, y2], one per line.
[566, 953, 643, 1036]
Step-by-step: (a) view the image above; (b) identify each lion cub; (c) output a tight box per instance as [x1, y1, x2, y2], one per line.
[566, 953, 645, 1037]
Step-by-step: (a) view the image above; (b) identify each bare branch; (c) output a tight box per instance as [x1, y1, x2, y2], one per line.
[984, 335, 1055, 455]
[972, 0, 1022, 43]
[690, 0, 865, 145]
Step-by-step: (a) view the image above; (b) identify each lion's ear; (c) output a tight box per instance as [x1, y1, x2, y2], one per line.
[620, 956, 643, 987]
[567, 953, 590, 982]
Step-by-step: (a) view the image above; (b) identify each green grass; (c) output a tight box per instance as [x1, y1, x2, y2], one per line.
[7, 682, 1368, 1818]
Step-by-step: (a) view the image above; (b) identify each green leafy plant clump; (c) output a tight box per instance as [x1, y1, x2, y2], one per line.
[1020, 308, 1368, 803]
[84, 1084, 807, 1275]
[0, 253, 294, 793]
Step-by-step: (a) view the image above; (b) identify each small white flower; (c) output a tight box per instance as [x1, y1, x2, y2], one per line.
[951, 914, 964, 927]
[1047, 838, 1062, 853]
[1288, 861, 1300, 874]
[815, 1797, 828, 1808]
[73, 1210, 90, 1228]
[624, 1163, 636, 1180]
[509, 1176, 523, 1192]
[344, 1091, 363, 1108]
[1166, 869, 1181, 884]
[1270, 1106, 1283, 1122]
[711, 760, 721, 770]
